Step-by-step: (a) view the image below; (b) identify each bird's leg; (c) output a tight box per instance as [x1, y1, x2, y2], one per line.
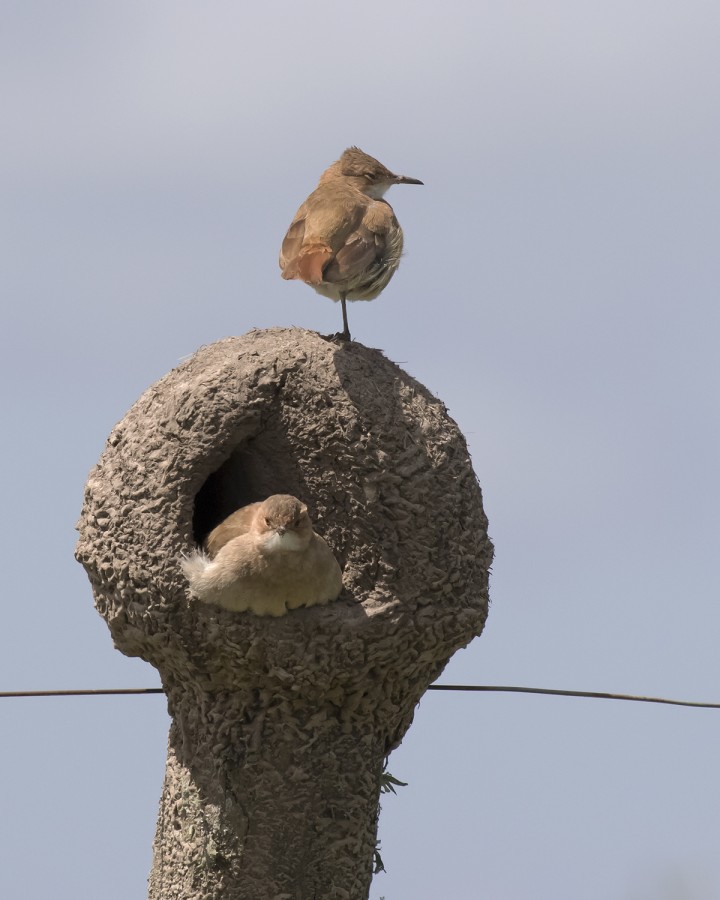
[340, 294, 351, 341]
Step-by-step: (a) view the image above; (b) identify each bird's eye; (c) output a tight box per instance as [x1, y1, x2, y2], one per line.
[265, 517, 271, 527]
[363, 172, 374, 180]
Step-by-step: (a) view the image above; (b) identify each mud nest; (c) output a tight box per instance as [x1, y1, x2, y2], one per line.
[76, 327, 493, 744]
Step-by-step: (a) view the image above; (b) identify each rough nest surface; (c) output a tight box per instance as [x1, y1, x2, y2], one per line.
[76, 327, 493, 747]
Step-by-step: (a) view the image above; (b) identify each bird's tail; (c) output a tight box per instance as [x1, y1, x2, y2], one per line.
[181, 550, 214, 595]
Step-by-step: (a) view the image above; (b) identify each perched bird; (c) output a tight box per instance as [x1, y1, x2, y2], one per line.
[279, 146, 423, 341]
[181, 494, 343, 617]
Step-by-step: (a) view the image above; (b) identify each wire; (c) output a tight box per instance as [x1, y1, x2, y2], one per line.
[427, 684, 720, 709]
[1, 685, 718, 709]
[0, 688, 164, 698]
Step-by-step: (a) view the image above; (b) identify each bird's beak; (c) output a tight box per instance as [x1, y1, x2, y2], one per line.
[394, 175, 424, 185]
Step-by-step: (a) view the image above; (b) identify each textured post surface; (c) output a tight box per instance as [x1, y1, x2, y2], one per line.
[75, 327, 493, 899]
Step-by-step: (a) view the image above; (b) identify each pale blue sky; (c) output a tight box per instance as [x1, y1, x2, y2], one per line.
[1, 3, 718, 898]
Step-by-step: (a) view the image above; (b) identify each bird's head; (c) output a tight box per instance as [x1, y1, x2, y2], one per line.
[256, 494, 313, 551]
[323, 146, 423, 199]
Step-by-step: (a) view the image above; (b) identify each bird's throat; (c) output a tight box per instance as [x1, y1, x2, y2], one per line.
[262, 531, 307, 553]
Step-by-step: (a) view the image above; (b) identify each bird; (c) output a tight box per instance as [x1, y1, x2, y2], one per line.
[279, 146, 423, 341]
[181, 494, 343, 617]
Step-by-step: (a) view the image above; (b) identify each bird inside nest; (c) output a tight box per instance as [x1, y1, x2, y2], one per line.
[181, 494, 342, 617]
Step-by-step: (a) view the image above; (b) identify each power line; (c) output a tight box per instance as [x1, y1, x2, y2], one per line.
[0, 688, 164, 698]
[427, 684, 720, 709]
[1, 685, 718, 709]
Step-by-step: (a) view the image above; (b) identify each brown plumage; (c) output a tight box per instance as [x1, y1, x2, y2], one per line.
[279, 147, 422, 340]
[181, 495, 342, 617]
[203, 501, 262, 559]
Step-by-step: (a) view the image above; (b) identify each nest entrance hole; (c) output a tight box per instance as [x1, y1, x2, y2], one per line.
[191, 434, 308, 547]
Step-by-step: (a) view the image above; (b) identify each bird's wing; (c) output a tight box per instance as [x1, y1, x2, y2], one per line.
[279, 214, 307, 278]
[322, 201, 397, 285]
[321, 227, 380, 284]
[280, 188, 374, 286]
[204, 502, 262, 558]
[280, 210, 337, 285]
